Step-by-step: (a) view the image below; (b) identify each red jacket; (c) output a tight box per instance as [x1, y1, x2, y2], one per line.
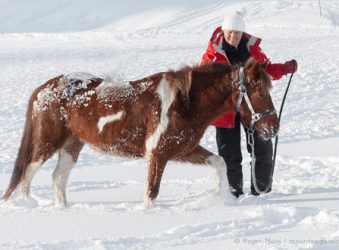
[201, 27, 288, 128]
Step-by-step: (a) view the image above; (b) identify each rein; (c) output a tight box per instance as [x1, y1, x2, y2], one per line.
[272, 62, 296, 182]
[237, 63, 296, 195]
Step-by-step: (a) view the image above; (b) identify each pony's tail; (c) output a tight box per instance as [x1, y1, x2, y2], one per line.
[2, 101, 34, 201]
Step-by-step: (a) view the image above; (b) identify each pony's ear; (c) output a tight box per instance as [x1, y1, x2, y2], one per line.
[244, 57, 256, 69]
[246, 60, 261, 83]
[261, 60, 269, 69]
[253, 62, 262, 81]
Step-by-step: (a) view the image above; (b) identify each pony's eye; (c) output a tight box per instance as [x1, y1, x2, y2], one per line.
[252, 80, 262, 89]
[259, 92, 267, 99]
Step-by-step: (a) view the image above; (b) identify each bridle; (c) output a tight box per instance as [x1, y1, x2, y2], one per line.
[236, 66, 277, 131]
[236, 66, 277, 194]
[233, 63, 296, 195]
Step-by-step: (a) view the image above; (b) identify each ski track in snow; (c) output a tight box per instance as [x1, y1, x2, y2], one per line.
[1, 0, 339, 249]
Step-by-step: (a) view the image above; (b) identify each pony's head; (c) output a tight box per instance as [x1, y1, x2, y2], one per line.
[236, 58, 279, 140]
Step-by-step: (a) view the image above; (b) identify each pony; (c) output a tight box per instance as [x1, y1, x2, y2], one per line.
[2, 58, 279, 208]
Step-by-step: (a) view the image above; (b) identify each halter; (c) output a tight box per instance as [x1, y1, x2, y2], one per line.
[236, 66, 277, 195]
[236, 66, 277, 131]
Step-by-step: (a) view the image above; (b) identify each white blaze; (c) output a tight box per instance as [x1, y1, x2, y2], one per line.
[97, 111, 124, 133]
[145, 77, 176, 157]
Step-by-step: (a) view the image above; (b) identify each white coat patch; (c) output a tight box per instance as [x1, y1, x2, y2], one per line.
[145, 77, 176, 157]
[97, 111, 124, 133]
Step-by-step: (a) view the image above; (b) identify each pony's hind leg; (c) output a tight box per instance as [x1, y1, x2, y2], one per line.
[19, 159, 44, 198]
[19, 142, 63, 199]
[176, 145, 230, 199]
[53, 137, 84, 207]
[16, 146, 59, 200]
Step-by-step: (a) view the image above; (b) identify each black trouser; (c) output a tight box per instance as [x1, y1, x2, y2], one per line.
[216, 115, 273, 196]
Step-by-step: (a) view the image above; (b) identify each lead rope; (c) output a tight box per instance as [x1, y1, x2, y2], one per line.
[251, 61, 296, 195]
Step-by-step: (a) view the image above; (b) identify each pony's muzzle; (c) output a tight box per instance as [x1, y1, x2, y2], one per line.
[273, 125, 279, 137]
[258, 124, 279, 140]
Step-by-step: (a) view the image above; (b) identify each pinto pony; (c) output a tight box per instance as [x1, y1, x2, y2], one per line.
[2, 58, 279, 208]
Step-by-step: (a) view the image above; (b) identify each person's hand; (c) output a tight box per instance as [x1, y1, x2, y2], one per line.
[283, 60, 298, 74]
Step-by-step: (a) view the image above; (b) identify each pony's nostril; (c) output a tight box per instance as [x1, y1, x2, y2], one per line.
[259, 128, 271, 139]
[261, 126, 278, 139]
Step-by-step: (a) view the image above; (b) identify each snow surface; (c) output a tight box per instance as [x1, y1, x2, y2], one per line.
[1, 0, 339, 249]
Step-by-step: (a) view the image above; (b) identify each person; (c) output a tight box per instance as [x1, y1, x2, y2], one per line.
[200, 9, 297, 198]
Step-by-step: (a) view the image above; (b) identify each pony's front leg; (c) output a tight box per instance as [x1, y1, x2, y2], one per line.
[144, 155, 167, 209]
[206, 154, 230, 198]
[176, 145, 231, 200]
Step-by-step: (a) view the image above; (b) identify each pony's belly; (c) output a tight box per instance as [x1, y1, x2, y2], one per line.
[86, 139, 145, 158]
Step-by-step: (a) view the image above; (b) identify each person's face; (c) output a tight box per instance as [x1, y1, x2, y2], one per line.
[223, 30, 243, 48]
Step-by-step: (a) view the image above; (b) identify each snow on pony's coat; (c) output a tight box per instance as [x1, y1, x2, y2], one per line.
[2, 58, 278, 208]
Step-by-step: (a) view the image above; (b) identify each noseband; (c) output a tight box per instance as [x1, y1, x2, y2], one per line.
[236, 67, 276, 131]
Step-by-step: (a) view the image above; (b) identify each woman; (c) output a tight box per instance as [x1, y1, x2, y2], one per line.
[201, 9, 297, 198]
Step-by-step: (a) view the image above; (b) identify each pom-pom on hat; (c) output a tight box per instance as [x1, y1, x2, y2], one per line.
[221, 8, 246, 32]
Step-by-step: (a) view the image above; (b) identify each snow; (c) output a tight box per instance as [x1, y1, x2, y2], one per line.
[0, 0, 339, 249]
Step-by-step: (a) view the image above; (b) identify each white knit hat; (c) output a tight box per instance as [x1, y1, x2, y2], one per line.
[221, 9, 246, 32]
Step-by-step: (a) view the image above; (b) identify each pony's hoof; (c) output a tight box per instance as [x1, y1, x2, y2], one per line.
[213, 188, 221, 196]
[54, 200, 67, 209]
[143, 197, 155, 209]
[0, 199, 6, 207]
[8, 196, 39, 208]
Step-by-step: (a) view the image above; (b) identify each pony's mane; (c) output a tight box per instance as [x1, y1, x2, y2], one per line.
[190, 63, 232, 73]
[166, 63, 232, 106]
[166, 58, 271, 108]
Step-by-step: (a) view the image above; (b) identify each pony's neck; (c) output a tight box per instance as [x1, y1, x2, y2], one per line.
[190, 71, 236, 124]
